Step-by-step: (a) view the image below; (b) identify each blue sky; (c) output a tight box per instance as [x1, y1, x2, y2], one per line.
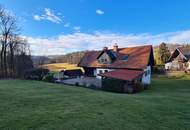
[1, 0, 190, 55]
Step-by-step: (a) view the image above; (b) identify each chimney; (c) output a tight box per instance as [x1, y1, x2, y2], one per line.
[103, 46, 108, 51]
[113, 43, 118, 52]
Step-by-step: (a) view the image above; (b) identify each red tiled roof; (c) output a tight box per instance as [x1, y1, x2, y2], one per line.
[98, 69, 144, 81]
[78, 45, 153, 69]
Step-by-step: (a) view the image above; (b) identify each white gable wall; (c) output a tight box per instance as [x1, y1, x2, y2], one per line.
[165, 62, 172, 70]
[142, 66, 151, 85]
[97, 52, 112, 64]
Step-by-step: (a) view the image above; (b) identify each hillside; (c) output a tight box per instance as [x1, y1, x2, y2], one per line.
[0, 76, 190, 130]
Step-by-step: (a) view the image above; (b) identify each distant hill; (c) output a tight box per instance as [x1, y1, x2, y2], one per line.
[31, 51, 87, 67]
[31, 56, 51, 67]
[47, 51, 86, 64]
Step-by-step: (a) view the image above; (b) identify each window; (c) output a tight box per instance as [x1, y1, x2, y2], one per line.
[99, 70, 103, 74]
[104, 70, 108, 73]
[99, 58, 109, 64]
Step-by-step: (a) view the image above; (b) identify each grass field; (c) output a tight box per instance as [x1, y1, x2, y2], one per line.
[42, 63, 83, 72]
[0, 76, 190, 130]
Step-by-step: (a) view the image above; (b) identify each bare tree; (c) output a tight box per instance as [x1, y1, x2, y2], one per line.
[0, 6, 19, 77]
[0, 6, 33, 78]
[8, 35, 20, 76]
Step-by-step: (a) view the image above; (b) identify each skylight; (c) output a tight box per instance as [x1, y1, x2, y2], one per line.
[122, 55, 129, 61]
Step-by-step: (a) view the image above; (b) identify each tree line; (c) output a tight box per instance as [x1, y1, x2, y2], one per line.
[0, 6, 33, 78]
[50, 51, 86, 64]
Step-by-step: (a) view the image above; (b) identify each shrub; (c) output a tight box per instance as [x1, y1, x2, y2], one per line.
[153, 65, 165, 74]
[143, 84, 150, 90]
[42, 73, 55, 83]
[133, 83, 144, 92]
[24, 68, 49, 80]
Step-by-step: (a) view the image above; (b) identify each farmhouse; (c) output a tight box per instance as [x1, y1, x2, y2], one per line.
[78, 44, 154, 92]
[165, 47, 190, 71]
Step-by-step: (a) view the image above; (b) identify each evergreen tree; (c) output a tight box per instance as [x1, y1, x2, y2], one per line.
[158, 42, 171, 64]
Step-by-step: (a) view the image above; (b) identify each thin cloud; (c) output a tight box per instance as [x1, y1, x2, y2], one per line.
[73, 26, 81, 32]
[96, 9, 104, 15]
[33, 15, 42, 21]
[26, 30, 190, 55]
[64, 23, 70, 27]
[33, 8, 63, 24]
[33, 8, 82, 30]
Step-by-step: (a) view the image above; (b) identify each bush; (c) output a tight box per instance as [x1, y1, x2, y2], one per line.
[153, 65, 165, 74]
[133, 83, 144, 92]
[42, 73, 55, 83]
[24, 68, 49, 80]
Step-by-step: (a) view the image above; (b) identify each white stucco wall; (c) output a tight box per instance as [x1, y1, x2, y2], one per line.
[94, 68, 114, 79]
[142, 66, 151, 85]
[165, 62, 172, 70]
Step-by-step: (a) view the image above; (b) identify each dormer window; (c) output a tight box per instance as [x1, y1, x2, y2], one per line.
[97, 47, 117, 64]
[100, 58, 108, 64]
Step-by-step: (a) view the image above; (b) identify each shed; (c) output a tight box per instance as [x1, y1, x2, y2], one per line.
[98, 69, 144, 93]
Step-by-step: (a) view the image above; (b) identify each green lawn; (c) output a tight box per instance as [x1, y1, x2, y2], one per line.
[0, 76, 190, 130]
